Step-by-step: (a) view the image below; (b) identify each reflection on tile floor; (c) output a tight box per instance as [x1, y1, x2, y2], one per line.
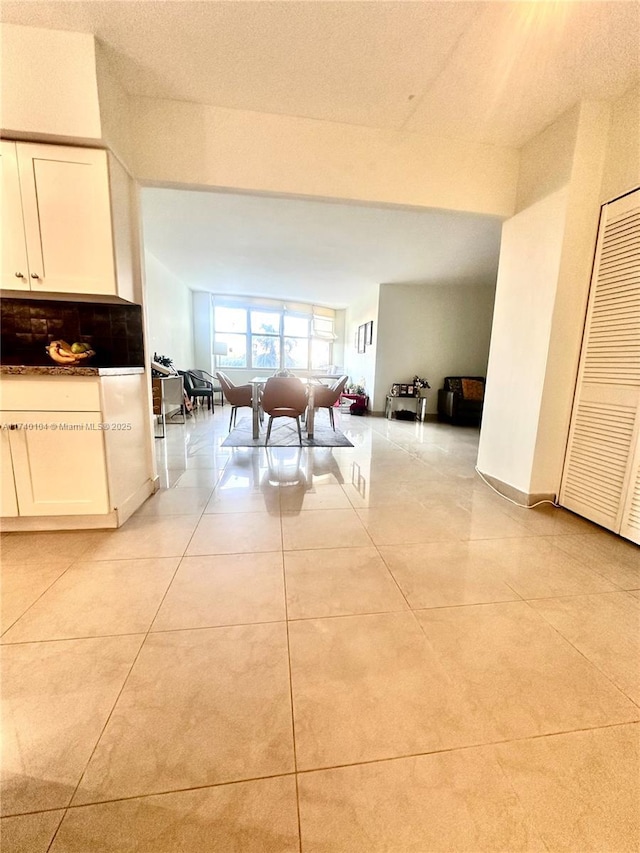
[1, 407, 638, 851]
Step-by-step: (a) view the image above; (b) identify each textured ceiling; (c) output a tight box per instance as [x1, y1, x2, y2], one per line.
[141, 188, 502, 308]
[2, 1, 638, 147]
[5, 2, 635, 305]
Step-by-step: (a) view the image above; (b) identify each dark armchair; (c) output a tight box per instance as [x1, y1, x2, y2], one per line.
[437, 377, 485, 426]
[190, 369, 224, 407]
[178, 370, 215, 410]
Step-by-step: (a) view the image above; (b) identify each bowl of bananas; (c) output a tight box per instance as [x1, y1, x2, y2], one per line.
[46, 340, 96, 366]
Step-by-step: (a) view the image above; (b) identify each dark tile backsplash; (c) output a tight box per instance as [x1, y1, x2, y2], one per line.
[1, 298, 145, 367]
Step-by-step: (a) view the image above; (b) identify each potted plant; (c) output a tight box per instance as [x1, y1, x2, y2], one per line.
[413, 375, 431, 397]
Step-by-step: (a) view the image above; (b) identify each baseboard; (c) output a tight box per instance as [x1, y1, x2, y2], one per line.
[1, 511, 119, 531]
[1, 478, 158, 532]
[477, 470, 556, 507]
[116, 478, 156, 526]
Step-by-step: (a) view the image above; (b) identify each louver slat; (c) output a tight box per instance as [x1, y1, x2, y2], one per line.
[582, 217, 640, 382]
[562, 402, 635, 527]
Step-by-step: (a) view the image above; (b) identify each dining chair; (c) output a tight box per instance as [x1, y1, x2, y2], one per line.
[309, 375, 348, 430]
[216, 371, 254, 431]
[260, 376, 308, 445]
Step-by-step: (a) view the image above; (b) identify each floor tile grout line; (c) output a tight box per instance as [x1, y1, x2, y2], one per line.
[0, 554, 185, 641]
[1, 630, 154, 647]
[9, 594, 606, 647]
[44, 807, 67, 853]
[61, 540, 196, 821]
[5, 409, 637, 844]
[281, 541, 303, 851]
[412, 591, 639, 712]
[374, 545, 424, 612]
[0, 560, 75, 637]
[9, 771, 302, 820]
[521, 598, 640, 708]
[7, 718, 640, 821]
[292, 718, 640, 776]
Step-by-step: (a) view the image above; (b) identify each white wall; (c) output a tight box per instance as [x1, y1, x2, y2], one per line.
[477, 189, 568, 493]
[0, 24, 102, 143]
[515, 105, 579, 212]
[144, 252, 195, 370]
[478, 100, 613, 498]
[375, 283, 496, 415]
[333, 309, 346, 370]
[600, 83, 640, 205]
[343, 285, 380, 403]
[131, 96, 519, 218]
[530, 102, 611, 493]
[95, 41, 134, 172]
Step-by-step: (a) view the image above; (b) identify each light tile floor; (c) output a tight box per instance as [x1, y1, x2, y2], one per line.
[1, 407, 639, 852]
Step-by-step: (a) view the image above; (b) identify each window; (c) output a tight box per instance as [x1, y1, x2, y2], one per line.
[311, 338, 331, 370]
[213, 300, 334, 371]
[250, 311, 281, 369]
[215, 307, 248, 368]
[284, 315, 310, 369]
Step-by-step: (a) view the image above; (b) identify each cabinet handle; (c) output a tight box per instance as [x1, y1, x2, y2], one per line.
[15, 272, 25, 279]
[31, 273, 41, 279]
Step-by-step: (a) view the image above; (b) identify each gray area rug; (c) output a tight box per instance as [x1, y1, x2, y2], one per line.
[222, 416, 354, 448]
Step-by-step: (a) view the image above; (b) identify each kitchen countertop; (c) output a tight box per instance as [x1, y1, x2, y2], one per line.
[0, 366, 145, 377]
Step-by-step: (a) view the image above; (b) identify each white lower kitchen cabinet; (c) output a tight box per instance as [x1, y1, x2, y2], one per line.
[0, 370, 156, 530]
[0, 429, 19, 516]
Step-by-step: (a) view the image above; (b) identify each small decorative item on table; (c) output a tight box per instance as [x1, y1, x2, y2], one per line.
[46, 340, 95, 366]
[152, 353, 175, 377]
[413, 375, 431, 397]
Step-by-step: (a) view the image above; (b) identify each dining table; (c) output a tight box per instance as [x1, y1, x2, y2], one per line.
[249, 376, 318, 440]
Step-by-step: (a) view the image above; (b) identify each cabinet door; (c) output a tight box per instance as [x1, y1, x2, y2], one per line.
[0, 141, 30, 290]
[16, 143, 117, 296]
[0, 428, 19, 517]
[9, 412, 110, 516]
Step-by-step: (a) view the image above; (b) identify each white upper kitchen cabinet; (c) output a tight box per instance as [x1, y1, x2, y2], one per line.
[1, 142, 30, 291]
[1, 140, 119, 297]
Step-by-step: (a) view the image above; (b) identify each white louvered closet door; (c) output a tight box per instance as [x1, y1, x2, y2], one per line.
[560, 188, 640, 544]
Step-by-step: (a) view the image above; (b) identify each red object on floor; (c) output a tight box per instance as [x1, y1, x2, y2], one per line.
[341, 393, 369, 414]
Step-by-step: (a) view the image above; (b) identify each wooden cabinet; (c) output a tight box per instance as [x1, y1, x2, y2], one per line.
[1, 140, 119, 297]
[0, 373, 154, 528]
[1, 412, 110, 516]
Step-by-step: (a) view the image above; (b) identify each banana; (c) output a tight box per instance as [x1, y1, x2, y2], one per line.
[51, 340, 74, 353]
[47, 344, 79, 364]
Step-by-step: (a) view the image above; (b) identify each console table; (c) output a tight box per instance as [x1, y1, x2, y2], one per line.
[385, 395, 427, 422]
[152, 375, 185, 438]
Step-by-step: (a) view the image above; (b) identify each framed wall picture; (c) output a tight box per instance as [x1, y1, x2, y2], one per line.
[365, 320, 374, 345]
[407, 384, 415, 397]
[400, 384, 408, 396]
[357, 324, 366, 353]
